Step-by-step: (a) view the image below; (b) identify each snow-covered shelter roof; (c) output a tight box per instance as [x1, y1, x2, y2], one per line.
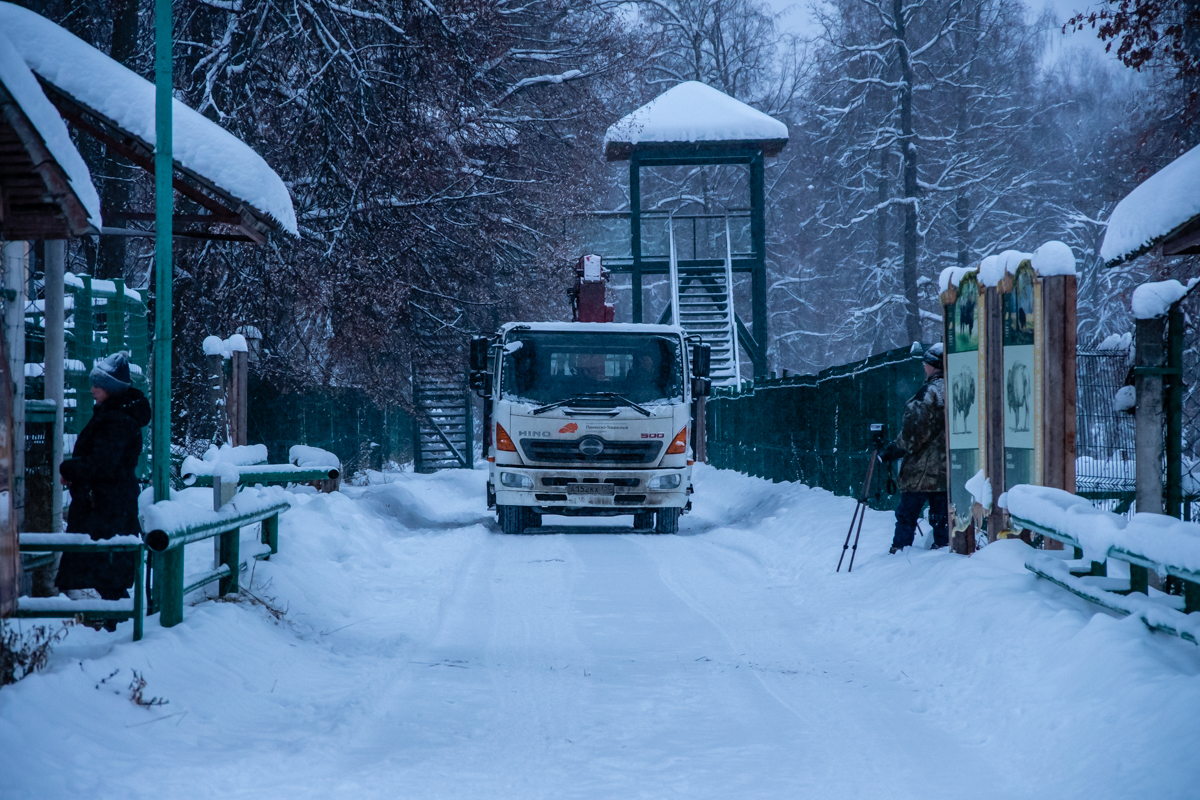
[1101, 143, 1200, 267]
[0, 3, 297, 240]
[604, 82, 788, 161]
[0, 30, 99, 238]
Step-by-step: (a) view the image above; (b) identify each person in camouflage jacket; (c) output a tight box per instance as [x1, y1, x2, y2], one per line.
[881, 343, 948, 552]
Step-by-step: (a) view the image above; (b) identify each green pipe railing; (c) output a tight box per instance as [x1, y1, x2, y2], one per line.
[184, 466, 339, 488]
[14, 533, 145, 641]
[1013, 509, 1200, 640]
[144, 500, 290, 627]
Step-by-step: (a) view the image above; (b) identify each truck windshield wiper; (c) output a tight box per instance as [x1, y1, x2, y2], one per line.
[531, 392, 652, 417]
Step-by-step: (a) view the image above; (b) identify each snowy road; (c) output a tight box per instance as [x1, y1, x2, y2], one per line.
[2, 466, 1199, 798]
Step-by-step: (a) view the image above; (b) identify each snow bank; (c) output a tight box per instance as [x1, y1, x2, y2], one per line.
[1008, 484, 1200, 572]
[604, 82, 788, 150]
[1131, 278, 1197, 319]
[0, 2, 296, 236]
[3, 466, 1200, 798]
[290, 445, 339, 469]
[1031, 241, 1077, 276]
[1101, 142, 1200, 265]
[0, 30, 100, 229]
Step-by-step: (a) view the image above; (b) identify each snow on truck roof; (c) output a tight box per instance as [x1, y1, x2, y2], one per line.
[500, 322, 686, 336]
[604, 82, 788, 160]
[0, 30, 100, 234]
[0, 3, 296, 236]
[1101, 143, 1200, 267]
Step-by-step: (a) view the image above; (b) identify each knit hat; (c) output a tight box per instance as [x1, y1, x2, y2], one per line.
[923, 342, 945, 367]
[90, 351, 132, 394]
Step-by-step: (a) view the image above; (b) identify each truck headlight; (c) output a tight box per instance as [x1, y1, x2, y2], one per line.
[500, 472, 533, 489]
[647, 473, 682, 490]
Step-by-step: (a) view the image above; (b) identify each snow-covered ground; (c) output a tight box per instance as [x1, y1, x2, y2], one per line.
[2, 465, 1198, 799]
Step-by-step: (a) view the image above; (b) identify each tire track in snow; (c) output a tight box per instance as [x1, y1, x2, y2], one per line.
[634, 533, 1021, 798]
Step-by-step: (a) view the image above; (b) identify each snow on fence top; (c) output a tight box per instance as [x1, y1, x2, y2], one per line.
[290, 445, 340, 469]
[938, 240, 1076, 295]
[604, 82, 788, 160]
[64, 271, 142, 301]
[0, 30, 100, 229]
[1007, 484, 1200, 573]
[1101, 143, 1200, 266]
[1131, 278, 1198, 319]
[0, 3, 297, 236]
[180, 443, 269, 481]
[140, 485, 291, 539]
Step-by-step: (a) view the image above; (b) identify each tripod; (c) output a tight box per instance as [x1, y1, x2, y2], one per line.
[837, 432, 885, 573]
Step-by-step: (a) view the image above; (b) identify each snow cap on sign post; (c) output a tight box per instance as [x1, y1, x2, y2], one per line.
[1130, 278, 1198, 320]
[1031, 241, 1077, 277]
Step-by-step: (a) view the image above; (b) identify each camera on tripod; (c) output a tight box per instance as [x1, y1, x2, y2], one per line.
[869, 422, 885, 451]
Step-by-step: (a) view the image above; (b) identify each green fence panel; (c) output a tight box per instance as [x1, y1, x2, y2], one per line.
[707, 344, 927, 510]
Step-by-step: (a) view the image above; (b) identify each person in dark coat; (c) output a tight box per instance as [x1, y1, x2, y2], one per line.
[55, 352, 151, 605]
[881, 343, 949, 553]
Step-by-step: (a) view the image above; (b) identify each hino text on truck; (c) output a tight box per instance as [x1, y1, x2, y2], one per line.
[470, 255, 712, 535]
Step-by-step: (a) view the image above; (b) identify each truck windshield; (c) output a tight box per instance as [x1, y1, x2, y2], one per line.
[501, 331, 683, 405]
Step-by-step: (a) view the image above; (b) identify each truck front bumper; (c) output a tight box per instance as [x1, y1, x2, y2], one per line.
[492, 467, 689, 515]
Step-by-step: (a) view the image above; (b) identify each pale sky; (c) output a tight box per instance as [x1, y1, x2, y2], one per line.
[764, 0, 1118, 64]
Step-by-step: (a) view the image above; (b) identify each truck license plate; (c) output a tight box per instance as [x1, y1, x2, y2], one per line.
[566, 483, 615, 496]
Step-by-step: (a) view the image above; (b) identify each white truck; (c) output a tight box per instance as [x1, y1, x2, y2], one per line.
[470, 321, 711, 534]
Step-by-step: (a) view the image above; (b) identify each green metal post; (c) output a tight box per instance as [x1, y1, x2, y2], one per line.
[1185, 580, 1200, 614]
[111, 278, 126, 354]
[749, 152, 768, 378]
[1167, 303, 1183, 519]
[152, 0, 173, 508]
[154, 549, 184, 626]
[78, 277, 94, 424]
[218, 528, 239, 595]
[630, 157, 643, 324]
[133, 545, 144, 641]
[262, 513, 279, 555]
[464, 374, 474, 469]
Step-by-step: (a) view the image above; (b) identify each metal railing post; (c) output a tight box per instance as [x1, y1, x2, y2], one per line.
[262, 512, 279, 555]
[218, 526, 239, 595]
[155, 548, 184, 627]
[1166, 302, 1184, 519]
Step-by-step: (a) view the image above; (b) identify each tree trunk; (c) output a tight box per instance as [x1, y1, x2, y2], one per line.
[96, 0, 140, 279]
[893, 0, 920, 344]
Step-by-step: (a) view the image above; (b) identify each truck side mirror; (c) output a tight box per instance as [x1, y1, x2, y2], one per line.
[470, 336, 490, 373]
[692, 343, 711, 379]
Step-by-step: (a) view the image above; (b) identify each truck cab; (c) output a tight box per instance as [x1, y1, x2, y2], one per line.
[472, 322, 709, 534]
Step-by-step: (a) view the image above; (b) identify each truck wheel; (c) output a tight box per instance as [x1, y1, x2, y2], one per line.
[633, 511, 654, 530]
[499, 505, 528, 535]
[654, 507, 680, 534]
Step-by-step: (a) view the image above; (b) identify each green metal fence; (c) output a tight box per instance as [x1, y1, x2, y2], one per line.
[706, 344, 929, 509]
[247, 377, 413, 476]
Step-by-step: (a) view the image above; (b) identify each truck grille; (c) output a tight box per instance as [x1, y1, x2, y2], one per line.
[520, 438, 663, 465]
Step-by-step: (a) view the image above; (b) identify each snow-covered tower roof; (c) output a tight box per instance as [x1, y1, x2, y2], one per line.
[603, 82, 788, 161]
[1101, 143, 1200, 267]
[0, 30, 100, 238]
[0, 2, 297, 241]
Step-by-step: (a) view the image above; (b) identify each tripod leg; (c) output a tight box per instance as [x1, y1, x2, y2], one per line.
[847, 448, 881, 573]
[838, 447, 880, 573]
[837, 502, 864, 572]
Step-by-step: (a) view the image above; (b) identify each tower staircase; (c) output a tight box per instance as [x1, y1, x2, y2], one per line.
[668, 217, 742, 388]
[411, 340, 473, 473]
